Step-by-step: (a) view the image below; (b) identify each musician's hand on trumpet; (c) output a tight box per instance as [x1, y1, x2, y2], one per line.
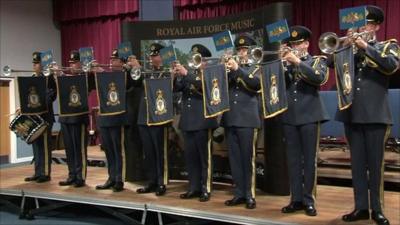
[50, 63, 63, 76]
[225, 57, 239, 72]
[90, 61, 105, 73]
[127, 55, 142, 69]
[352, 36, 367, 50]
[342, 28, 356, 47]
[280, 43, 289, 58]
[172, 61, 188, 77]
[344, 28, 366, 49]
[282, 51, 301, 66]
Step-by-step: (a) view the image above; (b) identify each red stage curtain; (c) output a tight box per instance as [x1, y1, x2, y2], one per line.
[59, 15, 137, 66]
[54, 0, 139, 110]
[54, 0, 139, 66]
[54, 0, 139, 22]
[175, 0, 400, 90]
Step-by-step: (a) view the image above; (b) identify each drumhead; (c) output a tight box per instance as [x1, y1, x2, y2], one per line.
[26, 124, 48, 144]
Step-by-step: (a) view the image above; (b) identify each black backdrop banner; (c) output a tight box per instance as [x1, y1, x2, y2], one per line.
[121, 3, 292, 59]
[120, 2, 291, 195]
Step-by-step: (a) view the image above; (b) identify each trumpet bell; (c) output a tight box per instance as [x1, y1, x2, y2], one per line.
[130, 68, 142, 80]
[3, 65, 11, 76]
[318, 32, 340, 54]
[250, 47, 263, 63]
[82, 63, 90, 73]
[188, 53, 202, 69]
[42, 66, 51, 76]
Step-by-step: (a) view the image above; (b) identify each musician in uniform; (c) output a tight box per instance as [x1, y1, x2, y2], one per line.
[24, 51, 57, 183]
[136, 43, 170, 196]
[95, 49, 130, 192]
[337, 6, 399, 225]
[222, 35, 261, 209]
[280, 26, 329, 216]
[172, 44, 219, 202]
[58, 51, 88, 187]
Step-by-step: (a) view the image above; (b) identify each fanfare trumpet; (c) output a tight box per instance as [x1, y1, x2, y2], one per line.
[187, 53, 222, 69]
[2, 65, 72, 77]
[318, 30, 373, 54]
[129, 67, 172, 80]
[2, 65, 36, 77]
[81, 61, 110, 73]
[82, 58, 150, 72]
[250, 46, 299, 63]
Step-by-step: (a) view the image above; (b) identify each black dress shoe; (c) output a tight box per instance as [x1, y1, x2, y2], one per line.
[155, 185, 166, 196]
[36, 176, 51, 183]
[281, 201, 305, 213]
[180, 191, 201, 199]
[112, 182, 124, 192]
[59, 178, 75, 186]
[371, 211, 390, 225]
[74, 179, 85, 188]
[225, 197, 246, 206]
[304, 205, 317, 216]
[136, 184, 156, 194]
[199, 192, 210, 202]
[96, 180, 115, 190]
[24, 175, 39, 182]
[246, 198, 256, 209]
[342, 209, 370, 222]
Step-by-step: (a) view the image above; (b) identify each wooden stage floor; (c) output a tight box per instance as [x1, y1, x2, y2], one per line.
[0, 164, 399, 225]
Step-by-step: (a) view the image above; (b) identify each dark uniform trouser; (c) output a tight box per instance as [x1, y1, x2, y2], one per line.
[100, 126, 126, 182]
[344, 123, 390, 212]
[225, 127, 258, 199]
[183, 129, 213, 193]
[32, 124, 53, 177]
[283, 122, 319, 206]
[138, 125, 168, 186]
[61, 123, 88, 181]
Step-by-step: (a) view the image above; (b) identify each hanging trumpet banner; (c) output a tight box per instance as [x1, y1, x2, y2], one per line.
[40, 50, 54, 68]
[260, 59, 287, 118]
[265, 19, 290, 43]
[212, 30, 234, 51]
[144, 77, 174, 126]
[17, 76, 48, 115]
[118, 41, 133, 61]
[56, 75, 89, 116]
[339, 6, 366, 30]
[159, 45, 177, 66]
[201, 64, 229, 118]
[95, 72, 126, 116]
[334, 46, 354, 110]
[79, 47, 94, 65]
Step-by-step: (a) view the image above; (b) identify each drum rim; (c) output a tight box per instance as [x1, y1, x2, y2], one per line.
[26, 124, 48, 144]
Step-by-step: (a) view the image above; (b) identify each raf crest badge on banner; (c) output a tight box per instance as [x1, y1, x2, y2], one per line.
[107, 82, 120, 106]
[68, 85, 82, 107]
[269, 75, 279, 105]
[27, 86, 41, 108]
[343, 63, 352, 95]
[210, 78, 221, 106]
[155, 89, 167, 115]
